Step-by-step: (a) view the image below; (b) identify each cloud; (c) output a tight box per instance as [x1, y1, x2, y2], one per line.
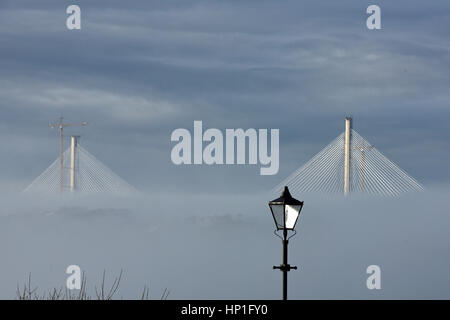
[2, 85, 178, 123]
[1, 189, 450, 299]
[0, 0, 449, 192]
[0, 0, 449, 300]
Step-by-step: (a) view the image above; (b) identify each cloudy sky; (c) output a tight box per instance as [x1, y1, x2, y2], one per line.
[0, 0, 449, 193]
[0, 1, 449, 299]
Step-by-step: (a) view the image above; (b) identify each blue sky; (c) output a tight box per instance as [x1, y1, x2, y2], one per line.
[1, 0, 450, 300]
[0, 0, 449, 193]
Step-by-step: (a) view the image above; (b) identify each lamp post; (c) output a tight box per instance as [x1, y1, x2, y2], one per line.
[268, 186, 304, 300]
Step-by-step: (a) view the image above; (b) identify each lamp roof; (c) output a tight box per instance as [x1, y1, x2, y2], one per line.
[269, 186, 303, 206]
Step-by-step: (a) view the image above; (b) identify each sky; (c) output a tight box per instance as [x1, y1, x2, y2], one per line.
[0, 0, 449, 299]
[0, 0, 449, 193]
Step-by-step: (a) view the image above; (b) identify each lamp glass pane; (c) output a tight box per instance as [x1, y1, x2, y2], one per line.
[270, 204, 284, 229]
[285, 204, 301, 229]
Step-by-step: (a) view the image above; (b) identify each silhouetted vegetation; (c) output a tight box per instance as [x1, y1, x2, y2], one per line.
[16, 271, 169, 300]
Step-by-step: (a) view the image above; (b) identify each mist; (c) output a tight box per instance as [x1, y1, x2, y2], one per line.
[1, 187, 449, 299]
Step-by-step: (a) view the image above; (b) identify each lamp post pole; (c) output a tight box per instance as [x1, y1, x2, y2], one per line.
[282, 230, 288, 300]
[269, 186, 303, 300]
[274, 229, 297, 300]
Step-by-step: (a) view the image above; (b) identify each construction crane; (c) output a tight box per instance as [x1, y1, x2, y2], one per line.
[49, 117, 88, 193]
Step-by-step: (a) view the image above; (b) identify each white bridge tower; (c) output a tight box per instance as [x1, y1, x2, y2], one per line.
[273, 117, 423, 197]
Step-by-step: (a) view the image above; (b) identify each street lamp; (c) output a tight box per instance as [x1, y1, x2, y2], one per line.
[268, 186, 304, 300]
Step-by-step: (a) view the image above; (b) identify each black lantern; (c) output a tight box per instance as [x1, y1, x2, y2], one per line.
[268, 186, 304, 300]
[269, 186, 304, 230]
